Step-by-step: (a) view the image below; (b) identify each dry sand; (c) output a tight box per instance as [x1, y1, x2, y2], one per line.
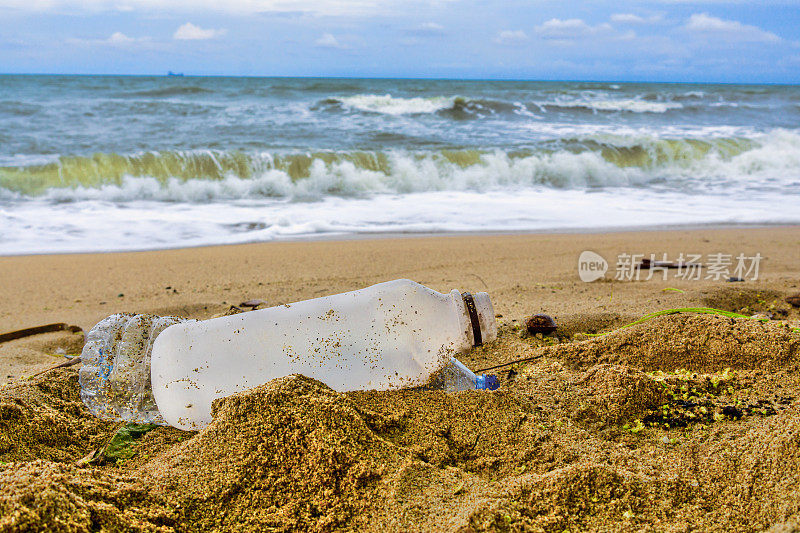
[1, 227, 800, 531]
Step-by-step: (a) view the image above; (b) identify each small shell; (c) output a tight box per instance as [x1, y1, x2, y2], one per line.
[525, 314, 557, 335]
[240, 299, 267, 309]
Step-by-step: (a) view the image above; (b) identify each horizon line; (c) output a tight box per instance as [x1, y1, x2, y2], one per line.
[1, 72, 798, 87]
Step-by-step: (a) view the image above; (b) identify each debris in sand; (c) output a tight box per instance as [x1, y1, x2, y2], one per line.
[525, 314, 557, 335]
[788, 293, 800, 308]
[103, 423, 158, 462]
[31, 355, 82, 377]
[638, 257, 686, 269]
[240, 298, 267, 308]
[0, 322, 83, 344]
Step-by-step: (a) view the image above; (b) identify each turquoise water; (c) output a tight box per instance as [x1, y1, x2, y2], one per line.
[1, 75, 799, 253]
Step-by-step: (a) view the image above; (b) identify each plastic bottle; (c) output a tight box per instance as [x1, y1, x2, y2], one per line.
[79, 279, 498, 430]
[79, 313, 186, 425]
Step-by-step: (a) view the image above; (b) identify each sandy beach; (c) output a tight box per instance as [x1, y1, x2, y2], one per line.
[2, 226, 798, 379]
[2, 227, 800, 531]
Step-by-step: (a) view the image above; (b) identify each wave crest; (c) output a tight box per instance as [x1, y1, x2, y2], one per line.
[541, 98, 683, 113]
[321, 93, 686, 117]
[2, 131, 799, 202]
[333, 94, 456, 115]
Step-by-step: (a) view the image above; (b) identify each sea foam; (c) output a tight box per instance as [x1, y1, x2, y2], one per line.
[337, 94, 456, 115]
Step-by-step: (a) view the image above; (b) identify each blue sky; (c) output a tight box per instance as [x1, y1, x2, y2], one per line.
[1, 0, 799, 82]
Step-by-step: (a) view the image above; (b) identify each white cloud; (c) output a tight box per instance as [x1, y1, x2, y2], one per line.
[315, 32, 347, 49]
[494, 30, 528, 45]
[107, 31, 135, 44]
[534, 18, 614, 40]
[173, 22, 226, 40]
[67, 31, 149, 47]
[684, 13, 781, 43]
[610, 13, 663, 24]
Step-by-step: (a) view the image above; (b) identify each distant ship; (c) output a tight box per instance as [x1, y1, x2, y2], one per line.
[167, 71, 184, 77]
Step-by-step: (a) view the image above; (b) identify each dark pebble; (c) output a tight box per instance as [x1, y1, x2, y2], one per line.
[787, 294, 800, 308]
[727, 277, 745, 282]
[117, 293, 124, 298]
[525, 314, 557, 335]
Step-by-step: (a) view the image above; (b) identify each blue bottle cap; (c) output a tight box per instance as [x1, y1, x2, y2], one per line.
[475, 374, 499, 391]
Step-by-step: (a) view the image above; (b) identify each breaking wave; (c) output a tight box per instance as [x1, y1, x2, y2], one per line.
[540, 98, 684, 114]
[320, 93, 688, 117]
[322, 94, 533, 118]
[328, 94, 457, 115]
[2, 130, 799, 203]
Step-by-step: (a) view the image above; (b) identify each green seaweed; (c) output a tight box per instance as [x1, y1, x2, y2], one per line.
[586, 307, 800, 338]
[104, 423, 157, 461]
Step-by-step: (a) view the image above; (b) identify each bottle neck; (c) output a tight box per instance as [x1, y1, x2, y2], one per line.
[450, 290, 480, 350]
[449, 289, 497, 350]
[461, 292, 484, 346]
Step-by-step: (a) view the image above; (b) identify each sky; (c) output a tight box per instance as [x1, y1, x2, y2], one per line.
[1, 0, 799, 82]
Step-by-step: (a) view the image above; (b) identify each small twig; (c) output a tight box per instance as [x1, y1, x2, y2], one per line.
[470, 274, 489, 290]
[476, 355, 542, 373]
[31, 356, 82, 378]
[0, 323, 83, 344]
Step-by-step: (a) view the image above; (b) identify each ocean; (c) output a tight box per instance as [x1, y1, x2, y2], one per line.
[1, 75, 798, 254]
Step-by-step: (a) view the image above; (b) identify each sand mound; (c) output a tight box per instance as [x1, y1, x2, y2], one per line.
[4, 311, 800, 532]
[0, 369, 116, 462]
[142, 375, 609, 532]
[0, 460, 177, 532]
[684, 410, 800, 530]
[462, 407, 800, 532]
[143, 375, 402, 532]
[555, 312, 629, 338]
[547, 314, 800, 372]
[571, 364, 665, 426]
[702, 287, 787, 315]
[351, 388, 542, 475]
[464, 463, 660, 532]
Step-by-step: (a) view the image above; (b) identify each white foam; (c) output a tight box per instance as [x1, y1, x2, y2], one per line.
[336, 94, 456, 115]
[545, 97, 684, 113]
[2, 188, 798, 255]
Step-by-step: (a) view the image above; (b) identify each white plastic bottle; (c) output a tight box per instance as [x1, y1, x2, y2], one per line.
[80, 279, 497, 430]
